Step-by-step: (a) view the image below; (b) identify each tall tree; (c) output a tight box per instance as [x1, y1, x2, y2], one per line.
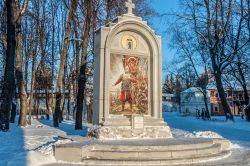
[16, 0, 29, 127]
[75, 0, 93, 130]
[0, 0, 16, 131]
[201, 0, 234, 120]
[28, 0, 40, 125]
[54, 0, 79, 127]
[170, 26, 210, 114]
[227, 0, 250, 121]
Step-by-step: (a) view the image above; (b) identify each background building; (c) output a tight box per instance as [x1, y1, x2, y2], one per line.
[180, 87, 211, 116]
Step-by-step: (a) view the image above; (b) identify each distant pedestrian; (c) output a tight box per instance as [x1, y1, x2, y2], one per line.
[196, 109, 199, 119]
[198, 110, 200, 119]
[226, 113, 230, 121]
[241, 112, 244, 119]
[201, 109, 205, 120]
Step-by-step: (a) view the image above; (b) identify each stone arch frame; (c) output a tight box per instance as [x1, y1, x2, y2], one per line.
[103, 20, 162, 120]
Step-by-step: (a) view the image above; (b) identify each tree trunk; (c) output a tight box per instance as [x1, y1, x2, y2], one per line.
[75, 0, 92, 130]
[33, 95, 37, 119]
[66, 89, 70, 121]
[16, 6, 28, 127]
[66, 66, 73, 121]
[10, 102, 16, 123]
[59, 61, 67, 123]
[72, 17, 80, 77]
[214, 71, 234, 121]
[54, 93, 61, 127]
[59, 93, 65, 123]
[53, 0, 79, 127]
[50, 2, 55, 119]
[243, 86, 250, 121]
[72, 17, 80, 111]
[87, 103, 93, 124]
[73, 104, 76, 120]
[45, 83, 50, 120]
[28, 16, 39, 125]
[36, 97, 40, 119]
[202, 89, 209, 115]
[0, 0, 16, 131]
[28, 51, 37, 125]
[237, 63, 250, 121]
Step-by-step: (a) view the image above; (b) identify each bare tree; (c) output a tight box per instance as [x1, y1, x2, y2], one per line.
[226, 0, 250, 121]
[166, 0, 250, 121]
[169, 26, 210, 114]
[27, 0, 40, 125]
[75, 0, 93, 130]
[15, 0, 29, 127]
[54, 0, 79, 127]
[0, 0, 16, 131]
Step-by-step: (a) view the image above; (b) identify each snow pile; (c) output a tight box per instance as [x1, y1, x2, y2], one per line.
[33, 137, 73, 155]
[171, 128, 196, 138]
[193, 131, 223, 138]
[171, 128, 223, 139]
[230, 143, 241, 149]
[88, 125, 100, 138]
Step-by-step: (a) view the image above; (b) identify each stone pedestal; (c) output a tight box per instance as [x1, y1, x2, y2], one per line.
[89, 116, 172, 139]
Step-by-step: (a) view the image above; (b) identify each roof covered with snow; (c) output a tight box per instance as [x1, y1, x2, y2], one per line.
[181, 87, 203, 94]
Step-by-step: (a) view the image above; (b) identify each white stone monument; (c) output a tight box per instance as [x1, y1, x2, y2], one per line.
[92, 0, 172, 139]
[55, 2, 231, 164]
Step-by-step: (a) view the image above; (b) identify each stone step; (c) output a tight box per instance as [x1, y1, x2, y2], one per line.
[91, 138, 214, 151]
[83, 143, 221, 160]
[90, 142, 215, 152]
[81, 150, 231, 165]
[55, 138, 231, 164]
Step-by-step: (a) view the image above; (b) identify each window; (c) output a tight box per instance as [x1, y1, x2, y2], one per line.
[233, 94, 236, 99]
[214, 106, 219, 112]
[239, 94, 243, 100]
[215, 93, 219, 97]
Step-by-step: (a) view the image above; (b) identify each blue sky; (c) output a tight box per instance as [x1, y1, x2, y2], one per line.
[148, 0, 180, 78]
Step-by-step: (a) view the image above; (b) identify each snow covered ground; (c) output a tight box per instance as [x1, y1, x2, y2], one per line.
[0, 118, 88, 166]
[163, 112, 250, 149]
[0, 112, 249, 166]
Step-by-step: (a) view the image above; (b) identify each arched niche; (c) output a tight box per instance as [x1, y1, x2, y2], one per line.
[102, 20, 162, 119]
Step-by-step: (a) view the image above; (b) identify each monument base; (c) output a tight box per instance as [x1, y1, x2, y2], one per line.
[88, 115, 172, 139]
[54, 137, 233, 165]
[96, 126, 172, 139]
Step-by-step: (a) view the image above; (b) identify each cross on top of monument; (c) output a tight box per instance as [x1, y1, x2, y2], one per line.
[125, 0, 135, 15]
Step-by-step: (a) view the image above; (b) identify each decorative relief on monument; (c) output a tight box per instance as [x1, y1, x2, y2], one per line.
[122, 35, 137, 50]
[110, 54, 148, 115]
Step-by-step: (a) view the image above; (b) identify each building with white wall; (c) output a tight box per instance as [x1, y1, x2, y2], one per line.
[180, 87, 211, 116]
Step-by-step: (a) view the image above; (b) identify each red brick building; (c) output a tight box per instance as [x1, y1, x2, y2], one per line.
[208, 88, 250, 116]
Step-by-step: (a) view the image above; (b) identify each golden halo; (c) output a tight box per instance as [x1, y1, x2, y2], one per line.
[126, 57, 138, 74]
[127, 57, 137, 65]
[122, 35, 137, 49]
